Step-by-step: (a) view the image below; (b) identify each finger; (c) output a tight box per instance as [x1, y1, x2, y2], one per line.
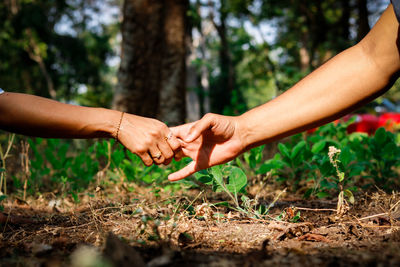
[170, 122, 195, 140]
[138, 152, 153, 166]
[148, 146, 164, 165]
[168, 161, 198, 181]
[185, 114, 215, 142]
[157, 140, 174, 161]
[163, 157, 173, 166]
[174, 149, 184, 161]
[166, 134, 181, 151]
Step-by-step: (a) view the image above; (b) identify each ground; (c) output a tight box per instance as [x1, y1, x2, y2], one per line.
[1, 184, 400, 267]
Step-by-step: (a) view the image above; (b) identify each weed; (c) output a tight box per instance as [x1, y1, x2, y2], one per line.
[0, 134, 14, 195]
[328, 146, 353, 215]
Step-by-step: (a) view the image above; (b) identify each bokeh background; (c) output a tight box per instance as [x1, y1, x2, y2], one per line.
[0, 0, 396, 125]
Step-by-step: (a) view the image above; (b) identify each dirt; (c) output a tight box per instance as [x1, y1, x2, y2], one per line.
[1, 187, 400, 267]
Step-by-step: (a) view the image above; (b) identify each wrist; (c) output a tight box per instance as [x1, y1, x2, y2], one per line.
[93, 108, 121, 139]
[237, 110, 271, 151]
[236, 114, 252, 151]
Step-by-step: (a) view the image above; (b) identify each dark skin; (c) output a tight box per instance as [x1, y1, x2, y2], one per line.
[0, 92, 181, 166]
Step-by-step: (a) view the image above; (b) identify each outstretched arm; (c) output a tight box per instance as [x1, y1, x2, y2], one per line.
[169, 4, 400, 181]
[0, 92, 181, 166]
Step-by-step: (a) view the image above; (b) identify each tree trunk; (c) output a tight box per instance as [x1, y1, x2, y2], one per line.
[113, 0, 187, 126]
[186, 27, 201, 122]
[211, 0, 235, 114]
[356, 0, 370, 42]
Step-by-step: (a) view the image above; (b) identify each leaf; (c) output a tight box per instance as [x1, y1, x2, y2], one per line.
[339, 147, 352, 167]
[197, 176, 213, 185]
[193, 171, 207, 180]
[291, 211, 301, 223]
[225, 166, 247, 194]
[338, 172, 345, 182]
[320, 179, 337, 190]
[210, 165, 224, 192]
[213, 201, 230, 207]
[374, 127, 387, 145]
[257, 163, 273, 174]
[311, 140, 326, 154]
[303, 188, 313, 199]
[278, 143, 291, 159]
[0, 168, 5, 173]
[349, 165, 364, 177]
[0, 195, 7, 202]
[348, 132, 367, 142]
[316, 192, 330, 198]
[291, 141, 306, 159]
[344, 189, 355, 204]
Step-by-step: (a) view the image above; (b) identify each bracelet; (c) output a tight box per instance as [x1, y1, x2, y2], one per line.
[115, 111, 125, 142]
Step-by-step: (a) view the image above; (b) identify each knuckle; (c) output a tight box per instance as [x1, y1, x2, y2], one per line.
[203, 113, 215, 120]
[142, 138, 153, 147]
[164, 150, 173, 159]
[136, 146, 147, 154]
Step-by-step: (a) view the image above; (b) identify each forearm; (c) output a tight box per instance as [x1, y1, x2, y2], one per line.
[240, 4, 400, 149]
[0, 92, 120, 138]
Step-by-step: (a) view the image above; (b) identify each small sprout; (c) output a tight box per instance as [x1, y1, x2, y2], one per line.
[328, 146, 352, 215]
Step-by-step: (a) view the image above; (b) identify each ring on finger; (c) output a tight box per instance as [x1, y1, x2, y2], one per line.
[164, 132, 173, 141]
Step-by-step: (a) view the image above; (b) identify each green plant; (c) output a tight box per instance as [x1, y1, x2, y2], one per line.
[0, 194, 6, 212]
[357, 127, 400, 189]
[328, 146, 354, 215]
[257, 119, 400, 200]
[194, 164, 248, 213]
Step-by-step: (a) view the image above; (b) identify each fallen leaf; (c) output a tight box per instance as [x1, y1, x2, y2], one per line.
[298, 233, 330, 242]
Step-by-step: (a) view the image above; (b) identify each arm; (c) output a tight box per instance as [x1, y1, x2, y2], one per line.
[0, 92, 181, 166]
[169, 4, 400, 181]
[241, 4, 400, 149]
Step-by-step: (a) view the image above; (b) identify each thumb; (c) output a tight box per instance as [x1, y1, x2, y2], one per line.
[186, 114, 215, 142]
[168, 161, 198, 181]
[169, 122, 195, 140]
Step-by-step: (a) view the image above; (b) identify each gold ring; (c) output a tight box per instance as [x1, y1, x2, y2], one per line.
[164, 132, 173, 141]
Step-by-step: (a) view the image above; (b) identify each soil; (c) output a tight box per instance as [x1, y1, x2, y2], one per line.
[1, 186, 400, 267]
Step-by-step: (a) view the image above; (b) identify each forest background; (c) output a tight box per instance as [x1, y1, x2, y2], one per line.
[5, 3, 400, 265]
[1, 0, 396, 124]
[1, 0, 399, 201]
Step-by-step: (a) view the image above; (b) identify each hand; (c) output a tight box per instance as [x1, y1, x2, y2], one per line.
[118, 113, 181, 166]
[168, 113, 247, 181]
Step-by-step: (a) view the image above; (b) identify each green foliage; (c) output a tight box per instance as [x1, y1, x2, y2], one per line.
[17, 138, 187, 200]
[258, 119, 400, 199]
[0, 194, 6, 212]
[0, 0, 117, 106]
[194, 164, 248, 210]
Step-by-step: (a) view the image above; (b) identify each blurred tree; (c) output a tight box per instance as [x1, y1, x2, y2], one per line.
[0, 0, 116, 107]
[113, 0, 188, 125]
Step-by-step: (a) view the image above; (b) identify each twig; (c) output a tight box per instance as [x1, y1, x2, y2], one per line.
[358, 212, 388, 221]
[294, 207, 336, 212]
[357, 199, 400, 221]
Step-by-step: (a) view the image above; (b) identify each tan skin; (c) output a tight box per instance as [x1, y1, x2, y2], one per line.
[0, 92, 181, 166]
[169, 4, 400, 181]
